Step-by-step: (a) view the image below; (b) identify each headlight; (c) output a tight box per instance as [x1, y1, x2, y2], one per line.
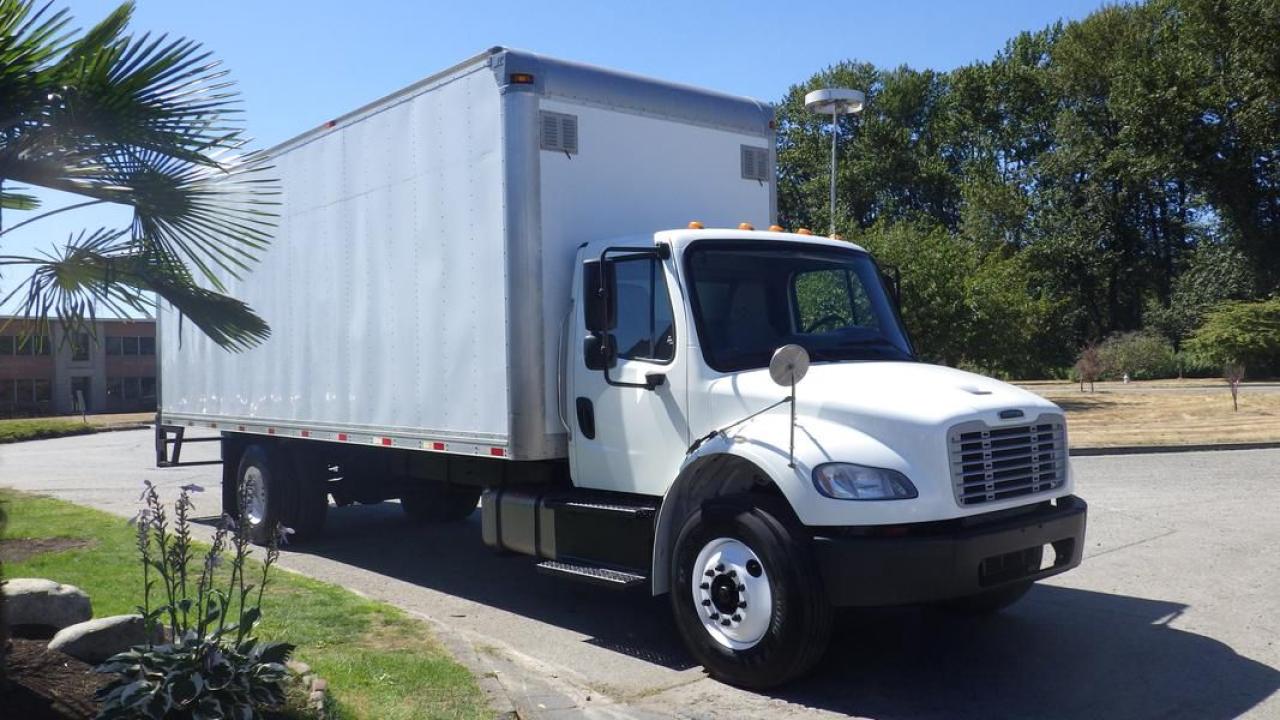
[812, 463, 918, 501]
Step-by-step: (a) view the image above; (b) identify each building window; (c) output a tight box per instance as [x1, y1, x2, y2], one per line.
[106, 335, 155, 356]
[0, 335, 51, 356]
[141, 376, 157, 400]
[71, 332, 90, 362]
[0, 378, 53, 417]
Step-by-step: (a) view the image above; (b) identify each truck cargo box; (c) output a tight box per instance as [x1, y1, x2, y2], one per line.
[159, 47, 776, 460]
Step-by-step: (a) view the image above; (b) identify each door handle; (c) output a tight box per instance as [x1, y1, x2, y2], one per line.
[575, 397, 596, 440]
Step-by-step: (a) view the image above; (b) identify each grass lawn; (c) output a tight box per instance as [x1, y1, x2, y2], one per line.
[0, 413, 154, 444]
[1019, 379, 1280, 447]
[0, 489, 489, 720]
[0, 417, 98, 443]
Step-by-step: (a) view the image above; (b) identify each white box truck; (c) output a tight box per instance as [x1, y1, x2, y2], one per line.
[157, 47, 1087, 688]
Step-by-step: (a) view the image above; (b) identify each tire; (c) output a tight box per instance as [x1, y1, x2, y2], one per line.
[400, 482, 481, 524]
[670, 500, 833, 689]
[235, 444, 287, 546]
[939, 580, 1035, 615]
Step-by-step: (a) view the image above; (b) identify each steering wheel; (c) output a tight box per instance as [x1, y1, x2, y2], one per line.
[804, 314, 846, 333]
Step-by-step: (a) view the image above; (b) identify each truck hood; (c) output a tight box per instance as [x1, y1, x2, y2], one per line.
[704, 360, 1061, 444]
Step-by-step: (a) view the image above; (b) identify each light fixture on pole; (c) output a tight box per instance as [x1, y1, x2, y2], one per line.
[804, 87, 865, 236]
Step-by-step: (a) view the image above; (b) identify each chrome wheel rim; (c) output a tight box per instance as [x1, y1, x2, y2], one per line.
[692, 537, 772, 650]
[242, 466, 267, 527]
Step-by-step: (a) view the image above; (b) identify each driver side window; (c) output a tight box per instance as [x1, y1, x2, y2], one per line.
[611, 256, 676, 363]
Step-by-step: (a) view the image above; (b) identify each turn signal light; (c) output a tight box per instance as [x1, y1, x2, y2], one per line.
[739, 222, 755, 230]
[688, 221, 704, 229]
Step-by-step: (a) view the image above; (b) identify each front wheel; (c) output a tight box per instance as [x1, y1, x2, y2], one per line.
[670, 501, 832, 689]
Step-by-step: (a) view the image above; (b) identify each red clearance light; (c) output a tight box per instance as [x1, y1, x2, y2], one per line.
[337, 433, 348, 441]
[509, 72, 535, 85]
[300, 430, 311, 438]
[490, 447, 505, 457]
[324, 120, 336, 129]
[267, 427, 275, 435]
[432, 441, 446, 451]
[380, 437, 393, 446]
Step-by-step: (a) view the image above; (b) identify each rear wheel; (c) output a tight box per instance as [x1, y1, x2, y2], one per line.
[670, 501, 832, 689]
[235, 443, 329, 544]
[236, 444, 284, 546]
[400, 482, 481, 524]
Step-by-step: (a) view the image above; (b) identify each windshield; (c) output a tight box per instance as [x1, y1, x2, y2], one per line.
[684, 241, 914, 373]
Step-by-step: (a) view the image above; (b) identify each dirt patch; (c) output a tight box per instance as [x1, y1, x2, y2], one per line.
[1019, 381, 1280, 447]
[0, 638, 104, 719]
[0, 537, 96, 564]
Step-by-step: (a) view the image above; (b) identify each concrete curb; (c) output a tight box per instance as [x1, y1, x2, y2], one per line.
[1070, 441, 1280, 457]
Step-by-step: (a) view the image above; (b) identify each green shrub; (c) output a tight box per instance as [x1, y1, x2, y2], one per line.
[1185, 299, 1280, 378]
[95, 482, 294, 720]
[1097, 331, 1179, 380]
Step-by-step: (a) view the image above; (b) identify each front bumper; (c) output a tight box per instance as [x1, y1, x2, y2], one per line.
[812, 495, 1087, 607]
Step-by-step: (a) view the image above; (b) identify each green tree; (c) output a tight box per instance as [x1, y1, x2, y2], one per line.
[0, 0, 276, 349]
[1144, 242, 1257, 349]
[1184, 299, 1280, 377]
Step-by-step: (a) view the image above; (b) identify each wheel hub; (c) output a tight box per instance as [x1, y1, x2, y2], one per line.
[691, 537, 772, 650]
[710, 576, 740, 614]
[241, 466, 267, 527]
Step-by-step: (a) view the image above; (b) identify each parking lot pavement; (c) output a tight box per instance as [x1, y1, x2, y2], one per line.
[2, 429, 1278, 719]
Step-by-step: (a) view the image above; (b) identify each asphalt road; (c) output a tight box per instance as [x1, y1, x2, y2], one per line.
[2, 429, 1278, 719]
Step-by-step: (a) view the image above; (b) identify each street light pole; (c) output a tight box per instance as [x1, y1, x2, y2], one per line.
[804, 88, 865, 236]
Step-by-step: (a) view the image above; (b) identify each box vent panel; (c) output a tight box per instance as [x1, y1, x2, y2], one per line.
[540, 111, 579, 155]
[741, 145, 770, 181]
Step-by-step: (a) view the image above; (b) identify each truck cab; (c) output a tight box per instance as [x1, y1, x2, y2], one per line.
[554, 226, 1086, 686]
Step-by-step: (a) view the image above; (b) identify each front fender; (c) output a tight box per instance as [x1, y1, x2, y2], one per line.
[650, 413, 915, 595]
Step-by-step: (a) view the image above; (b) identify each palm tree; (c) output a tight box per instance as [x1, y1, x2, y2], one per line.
[0, 0, 277, 350]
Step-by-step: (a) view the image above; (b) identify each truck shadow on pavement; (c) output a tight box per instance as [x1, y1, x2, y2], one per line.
[285, 503, 1279, 720]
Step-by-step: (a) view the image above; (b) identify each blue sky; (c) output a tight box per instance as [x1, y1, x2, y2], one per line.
[2, 0, 1108, 312]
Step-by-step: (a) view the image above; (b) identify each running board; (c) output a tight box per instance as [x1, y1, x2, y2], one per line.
[536, 560, 647, 590]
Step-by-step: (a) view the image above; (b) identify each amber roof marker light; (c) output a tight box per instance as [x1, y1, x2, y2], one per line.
[509, 72, 536, 85]
[805, 87, 865, 237]
[738, 222, 755, 231]
[688, 221, 704, 229]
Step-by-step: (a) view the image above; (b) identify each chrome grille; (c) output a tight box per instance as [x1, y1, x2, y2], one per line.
[948, 416, 1067, 506]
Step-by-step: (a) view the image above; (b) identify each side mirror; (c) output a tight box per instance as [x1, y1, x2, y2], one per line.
[583, 260, 617, 334]
[583, 333, 616, 371]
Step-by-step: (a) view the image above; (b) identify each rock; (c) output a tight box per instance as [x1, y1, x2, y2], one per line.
[286, 660, 311, 676]
[4, 578, 92, 631]
[48, 614, 157, 663]
[311, 678, 327, 692]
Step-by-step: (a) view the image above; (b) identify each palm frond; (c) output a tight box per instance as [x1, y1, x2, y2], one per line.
[0, 228, 270, 351]
[0, 187, 39, 210]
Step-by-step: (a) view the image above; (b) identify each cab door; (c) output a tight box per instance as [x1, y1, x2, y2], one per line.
[569, 246, 689, 496]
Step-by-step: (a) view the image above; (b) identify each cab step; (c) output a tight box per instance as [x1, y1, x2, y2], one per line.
[536, 560, 647, 590]
[547, 498, 657, 519]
